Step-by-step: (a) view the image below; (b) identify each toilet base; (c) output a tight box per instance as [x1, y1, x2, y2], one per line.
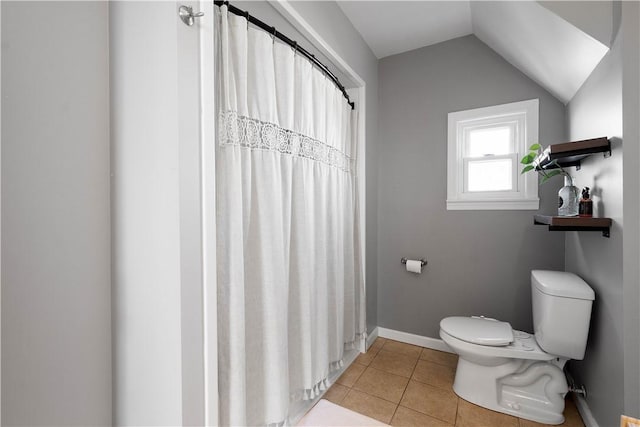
[453, 357, 568, 425]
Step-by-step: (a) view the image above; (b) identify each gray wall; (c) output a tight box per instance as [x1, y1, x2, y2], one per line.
[1, 2, 111, 425]
[622, 0, 640, 419]
[283, 1, 380, 334]
[377, 35, 566, 338]
[565, 12, 625, 426]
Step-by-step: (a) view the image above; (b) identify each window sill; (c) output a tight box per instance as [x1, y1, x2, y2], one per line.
[446, 199, 540, 211]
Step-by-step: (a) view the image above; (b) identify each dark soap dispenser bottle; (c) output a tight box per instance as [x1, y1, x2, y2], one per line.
[579, 187, 593, 217]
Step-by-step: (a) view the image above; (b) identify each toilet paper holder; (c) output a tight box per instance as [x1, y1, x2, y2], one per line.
[401, 257, 427, 267]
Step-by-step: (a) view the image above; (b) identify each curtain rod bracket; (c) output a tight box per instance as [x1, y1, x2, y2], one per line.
[179, 5, 204, 27]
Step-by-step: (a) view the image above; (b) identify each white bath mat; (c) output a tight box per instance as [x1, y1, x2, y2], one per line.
[296, 399, 389, 426]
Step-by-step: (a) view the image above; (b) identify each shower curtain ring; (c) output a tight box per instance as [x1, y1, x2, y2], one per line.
[292, 41, 298, 53]
[271, 26, 277, 43]
[245, 11, 250, 29]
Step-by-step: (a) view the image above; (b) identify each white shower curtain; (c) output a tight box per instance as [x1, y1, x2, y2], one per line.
[215, 6, 366, 426]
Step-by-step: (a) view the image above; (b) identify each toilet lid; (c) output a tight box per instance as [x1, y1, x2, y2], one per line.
[440, 316, 514, 346]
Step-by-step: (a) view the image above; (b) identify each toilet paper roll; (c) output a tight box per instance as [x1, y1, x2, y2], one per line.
[406, 259, 422, 274]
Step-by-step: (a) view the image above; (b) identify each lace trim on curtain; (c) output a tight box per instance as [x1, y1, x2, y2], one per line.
[219, 111, 353, 173]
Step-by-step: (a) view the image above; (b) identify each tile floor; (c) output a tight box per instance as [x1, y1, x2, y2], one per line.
[325, 337, 586, 427]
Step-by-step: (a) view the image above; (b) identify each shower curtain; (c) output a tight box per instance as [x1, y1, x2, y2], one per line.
[215, 6, 366, 426]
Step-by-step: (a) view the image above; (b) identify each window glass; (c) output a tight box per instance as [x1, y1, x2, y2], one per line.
[466, 158, 513, 192]
[466, 126, 512, 157]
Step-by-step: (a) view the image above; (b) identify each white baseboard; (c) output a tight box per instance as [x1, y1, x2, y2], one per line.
[377, 327, 453, 353]
[573, 393, 599, 427]
[366, 327, 379, 350]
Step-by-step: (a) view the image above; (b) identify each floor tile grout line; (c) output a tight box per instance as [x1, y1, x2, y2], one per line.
[352, 366, 411, 406]
[420, 359, 457, 370]
[389, 360, 417, 424]
[370, 352, 420, 379]
[351, 340, 461, 424]
[388, 352, 421, 424]
[351, 341, 415, 412]
[380, 339, 423, 358]
[387, 402, 400, 425]
[340, 385, 400, 424]
[413, 346, 461, 425]
[453, 395, 460, 426]
[389, 346, 431, 424]
[348, 387, 401, 413]
[351, 364, 366, 386]
[419, 355, 458, 369]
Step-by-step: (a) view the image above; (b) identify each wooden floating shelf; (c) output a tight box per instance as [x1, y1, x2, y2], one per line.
[535, 137, 611, 171]
[534, 215, 612, 238]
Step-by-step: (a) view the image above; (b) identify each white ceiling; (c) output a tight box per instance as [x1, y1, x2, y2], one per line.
[337, 0, 610, 104]
[336, 1, 473, 59]
[471, 1, 609, 104]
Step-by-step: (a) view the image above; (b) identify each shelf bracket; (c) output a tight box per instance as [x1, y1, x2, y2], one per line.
[546, 225, 610, 238]
[535, 215, 612, 238]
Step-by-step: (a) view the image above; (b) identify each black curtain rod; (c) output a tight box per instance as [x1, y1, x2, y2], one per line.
[213, 0, 355, 110]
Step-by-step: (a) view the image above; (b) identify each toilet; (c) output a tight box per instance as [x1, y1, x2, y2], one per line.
[439, 270, 594, 425]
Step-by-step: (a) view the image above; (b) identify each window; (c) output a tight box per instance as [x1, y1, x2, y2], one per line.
[447, 99, 539, 210]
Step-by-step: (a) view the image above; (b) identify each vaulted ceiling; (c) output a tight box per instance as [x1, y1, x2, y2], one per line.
[336, 1, 611, 104]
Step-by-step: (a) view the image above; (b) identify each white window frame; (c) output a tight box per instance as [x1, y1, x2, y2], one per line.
[447, 99, 540, 210]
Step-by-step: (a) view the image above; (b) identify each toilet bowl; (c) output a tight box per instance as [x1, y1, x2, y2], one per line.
[439, 271, 594, 425]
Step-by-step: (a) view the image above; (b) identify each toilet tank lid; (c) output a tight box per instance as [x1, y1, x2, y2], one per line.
[440, 316, 513, 346]
[532, 270, 595, 300]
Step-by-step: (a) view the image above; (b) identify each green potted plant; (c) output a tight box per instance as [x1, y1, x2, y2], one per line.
[521, 143, 579, 216]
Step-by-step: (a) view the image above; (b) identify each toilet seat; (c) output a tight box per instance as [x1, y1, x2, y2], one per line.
[441, 329, 554, 361]
[440, 316, 514, 346]
[440, 316, 555, 361]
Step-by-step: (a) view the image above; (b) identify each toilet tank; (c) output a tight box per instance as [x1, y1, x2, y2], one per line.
[531, 270, 595, 360]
